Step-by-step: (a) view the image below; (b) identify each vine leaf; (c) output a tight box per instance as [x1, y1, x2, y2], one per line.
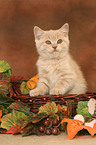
[9, 101, 34, 116]
[1, 110, 27, 130]
[77, 101, 93, 118]
[20, 81, 30, 94]
[39, 102, 58, 115]
[32, 112, 49, 123]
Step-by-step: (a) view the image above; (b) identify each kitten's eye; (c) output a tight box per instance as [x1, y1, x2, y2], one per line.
[45, 40, 51, 45]
[57, 39, 62, 44]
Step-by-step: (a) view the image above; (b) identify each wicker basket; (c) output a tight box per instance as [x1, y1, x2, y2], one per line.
[12, 92, 96, 115]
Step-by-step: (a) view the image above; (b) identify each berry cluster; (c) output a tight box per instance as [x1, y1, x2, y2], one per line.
[38, 117, 60, 135]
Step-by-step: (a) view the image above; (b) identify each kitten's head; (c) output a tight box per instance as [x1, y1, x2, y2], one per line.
[33, 23, 70, 59]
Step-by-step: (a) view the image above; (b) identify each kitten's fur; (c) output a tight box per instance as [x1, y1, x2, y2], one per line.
[30, 23, 87, 96]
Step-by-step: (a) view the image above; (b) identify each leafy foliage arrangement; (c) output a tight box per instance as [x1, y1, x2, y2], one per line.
[0, 60, 96, 139]
[0, 100, 67, 136]
[0, 61, 12, 95]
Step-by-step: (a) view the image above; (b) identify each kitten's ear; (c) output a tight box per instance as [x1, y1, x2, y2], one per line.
[59, 23, 69, 37]
[34, 26, 44, 40]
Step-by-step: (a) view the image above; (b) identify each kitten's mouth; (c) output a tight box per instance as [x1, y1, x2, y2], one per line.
[53, 49, 58, 52]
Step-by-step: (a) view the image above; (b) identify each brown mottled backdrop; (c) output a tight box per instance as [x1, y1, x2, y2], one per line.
[0, 0, 96, 92]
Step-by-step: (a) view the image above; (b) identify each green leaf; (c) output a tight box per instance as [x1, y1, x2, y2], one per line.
[1, 110, 27, 130]
[9, 102, 34, 116]
[39, 102, 58, 115]
[20, 81, 30, 94]
[0, 61, 11, 74]
[21, 112, 48, 129]
[76, 101, 93, 118]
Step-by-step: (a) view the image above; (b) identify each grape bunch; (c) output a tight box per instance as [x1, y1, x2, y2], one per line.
[38, 117, 60, 135]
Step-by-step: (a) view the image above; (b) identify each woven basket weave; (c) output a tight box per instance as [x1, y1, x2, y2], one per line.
[12, 92, 96, 115]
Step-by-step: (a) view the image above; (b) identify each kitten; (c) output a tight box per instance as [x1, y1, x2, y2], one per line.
[30, 23, 87, 96]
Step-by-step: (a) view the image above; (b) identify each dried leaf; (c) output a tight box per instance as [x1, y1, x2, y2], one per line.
[6, 126, 21, 135]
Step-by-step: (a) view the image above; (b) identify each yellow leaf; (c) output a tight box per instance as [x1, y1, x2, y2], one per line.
[27, 74, 38, 89]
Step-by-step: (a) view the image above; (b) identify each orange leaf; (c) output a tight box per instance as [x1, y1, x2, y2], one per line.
[61, 118, 83, 139]
[6, 126, 21, 135]
[27, 74, 38, 89]
[83, 123, 96, 136]
[0, 110, 2, 122]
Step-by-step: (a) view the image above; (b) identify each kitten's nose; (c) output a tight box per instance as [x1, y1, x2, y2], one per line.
[52, 46, 57, 50]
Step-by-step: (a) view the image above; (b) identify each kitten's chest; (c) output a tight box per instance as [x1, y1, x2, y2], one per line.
[38, 59, 66, 87]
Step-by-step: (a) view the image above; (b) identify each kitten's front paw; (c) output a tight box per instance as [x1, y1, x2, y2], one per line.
[50, 88, 64, 95]
[29, 88, 45, 97]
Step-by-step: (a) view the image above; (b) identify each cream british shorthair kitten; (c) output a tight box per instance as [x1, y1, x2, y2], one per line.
[30, 23, 87, 96]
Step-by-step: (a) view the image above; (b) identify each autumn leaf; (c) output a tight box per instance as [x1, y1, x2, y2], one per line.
[57, 104, 67, 113]
[20, 81, 30, 94]
[1, 110, 27, 130]
[0, 94, 14, 107]
[0, 110, 2, 122]
[61, 118, 83, 139]
[27, 74, 38, 89]
[11, 76, 27, 96]
[0, 61, 12, 94]
[0, 94, 14, 115]
[39, 102, 58, 115]
[6, 126, 21, 135]
[11, 76, 27, 83]
[0, 61, 11, 74]
[9, 101, 34, 116]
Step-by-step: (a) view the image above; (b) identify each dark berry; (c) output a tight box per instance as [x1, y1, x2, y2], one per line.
[52, 118, 59, 126]
[43, 120, 50, 127]
[45, 128, 51, 135]
[46, 117, 51, 122]
[38, 125, 45, 132]
[52, 128, 58, 135]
